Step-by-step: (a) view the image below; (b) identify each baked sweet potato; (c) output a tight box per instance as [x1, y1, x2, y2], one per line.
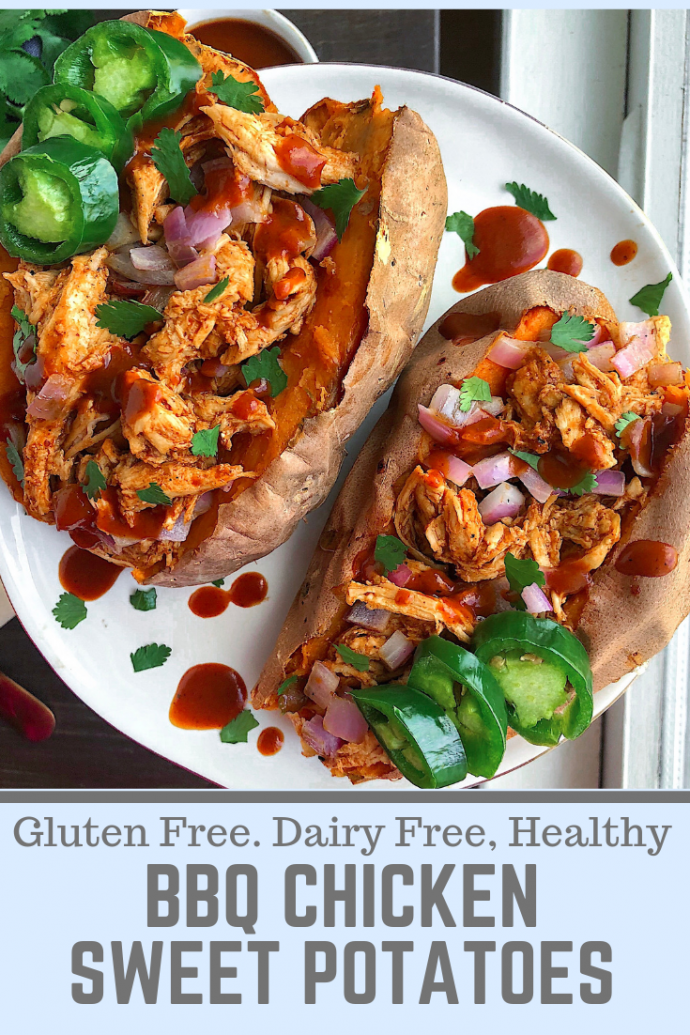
[255, 269, 690, 785]
[0, 10, 446, 587]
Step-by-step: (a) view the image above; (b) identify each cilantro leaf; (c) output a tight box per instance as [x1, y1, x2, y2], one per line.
[277, 674, 298, 695]
[311, 179, 366, 240]
[509, 449, 540, 471]
[136, 482, 172, 506]
[130, 588, 157, 612]
[0, 51, 49, 106]
[445, 210, 479, 259]
[204, 277, 229, 304]
[191, 425, 220, 458]
[52, 592, 87, 630]
[11, 305, 35, 381]
[505, 181, 556, 221]
[83, 459, 106, 501]
[130, 643, 171, 673]
[220, 709, 260, 743]
[335, 643, 370, 672]
[0, 94, 21, 151]
[242, 346, 287, 397]
[211, 579, 225, 588]
[459, 375, 491, 412]
[95, 300, 161, 339]
[615, 412, 640, 438]
[570, 471, 597, 497]
[5, 441, 23, 485]
[505, 552, 545, 610]
[374, 534, 407, 576]
[210, 71, 264, 114]
[150, 127, 198, 207]
[629, 272, 672, 317]
[550, 313, 596, 352]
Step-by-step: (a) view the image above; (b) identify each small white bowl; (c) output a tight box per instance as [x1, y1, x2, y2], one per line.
[177, 9, 318, 65]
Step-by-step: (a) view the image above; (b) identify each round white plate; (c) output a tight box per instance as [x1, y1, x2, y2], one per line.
[1, 64, 687, 789]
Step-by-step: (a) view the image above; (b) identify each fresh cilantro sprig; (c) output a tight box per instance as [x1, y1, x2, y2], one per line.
[137, 482, 172, 506]
[242, 346, 287, 397]
[211, 579, 225, 588]
[5, 441, 23, 485]
[311, 179, 366, 240]
[629, 273, 672, 317]
[130, 588, 157, 612]
[11, 305, 35, 381]
[509, 449, 540, 471]
[53, 592, 87, 630]
[95, 301, 161, 339]
[210, 71, 264, 114]
[505, 182, 556, 221]
[204, 277, 229, 304]
[277, 675, 298, 696]
[615, 412, 640, 438]
[220, 710, 260, 743]
[505, 552, 545, 610]
[83, 459, 106, 501]
[550, 313, 596, 352]
[191, 425, 220, 458]
[445, 210, 479, 259]
[150, 127, 198, 207]
[130, 643, 171, 673]
[570, 471, 597, 496]
[459, 375, 491, 412]
[374, 534, 407, 576]
[336, 643, 370, 672]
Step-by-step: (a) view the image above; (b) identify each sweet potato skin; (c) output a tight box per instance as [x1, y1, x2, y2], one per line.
[254, 269, 690, 708]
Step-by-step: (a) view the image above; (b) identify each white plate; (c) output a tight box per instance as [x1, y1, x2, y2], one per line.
[1, 64, 687, 789]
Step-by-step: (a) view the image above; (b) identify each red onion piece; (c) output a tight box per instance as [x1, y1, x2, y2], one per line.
[619, 320, 655, 348]
[184, 205, 231, 247]
[611, 322, 657, 379]
[425, 451, 473, 486]
[108, 247, 175, 286]
[159, 513, 190, 542]
[109, 277, 147, 298]
[472, 450, 519, 489]
[587, 322, 607, 348]
[481, 395, 506, 417]
[345, 602, 391, 632]
[323, 695, 368, 743]
[107, 212, 140, 251]
[418, 404, 456, 445]
[648, 361, 683, 387]
[379, 630, 415, 670]
[163, 205, 188, 242]
[430, 383, 461, 418]
[304, 661, 339, 710]
[142, 286, 174, 310]
[489, 333, 533, 369]
[388, 564, 412, 587]
[302, 714, 343, 757]
[193, 491, 214, 517]
[478, 481, 525, 523]
[174, 253, 217, 292]
[517, 464, 555, 504]
[541, 341, 570, 364]
[300, 196, 337, 260]
[593, 469, 626, 496]
[131, 244, 175, 273]
[27, 374, 72, 420]
[585, 342, 616, 371]
[626, 416, 654, 477]
[521, 582, 552, 614]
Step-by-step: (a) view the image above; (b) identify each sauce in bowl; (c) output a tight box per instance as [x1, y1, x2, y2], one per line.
[189, 18, 303, 68]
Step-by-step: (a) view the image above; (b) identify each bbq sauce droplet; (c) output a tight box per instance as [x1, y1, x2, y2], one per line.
[452, 206, 549, 293]
[0, 672, 55, 741]
[615, 541, 678, 578]
[188, 572, 269, 617]
[257, 726, 284, 756]
[610, 240, 638, 266]
[59, 545, 122, 601]
[547, 249, 583, 277]
[170, 663, 247, 730]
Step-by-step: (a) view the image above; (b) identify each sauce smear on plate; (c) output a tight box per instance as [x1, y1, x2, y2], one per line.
[170, 663, 247, 729]
[257, 726, 284, 755]
[611, 239, 638, 266]
[188, 572, 268, 617]
[452, 206, 549, 292]
[59, 545, 122, 600]
[547, 248, 583, 277]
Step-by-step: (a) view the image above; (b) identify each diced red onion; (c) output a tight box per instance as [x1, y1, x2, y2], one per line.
[109, 277, 147, 298]
[587, 323, 607, 348]
[518, 464, 555, 504]
[345, 602, 391, 632]
[108, 247, 175, 286]
[626, 416, 654, 477]
[27, 375, 72, 420]
[585, 342, 616, 371]
[141, 286, 174, 310]
[388, 564, 412, 587]
[304, 661, 339, 710]
[611, 322, 657, 379]
[418, 404, 456, 445]
[472, 450, 519, 489]
[130, 245, 175, 273]
[300, 196, 336, 260]
[541, 341, 570, 363]
[379, 630, 415, 670]
[159, 513, 190, 542]
[478, 481, 525, 523]
[184, 206, 231, 247]
[163, 205, 188, 243]
[430, 383, 460, 418]
[107, 212, 140, 251]
[193, 491, 214, 517]
[174, 253, 217, 292]
[323, 695, 368, 743]
[489, 333, 533, 369]
[230, 197, 268, 227]
[663, 401, 684, 418]
[425, 451, 473, 486]
[521, 582, 552, 614]
[302, 714, 343, 757]
[593, 469, 626, 496]
[648, 361, 683, 387]
[481, 395, 505, 417]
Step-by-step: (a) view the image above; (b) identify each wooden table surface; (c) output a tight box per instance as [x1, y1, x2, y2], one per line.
[0, 8, 499, 788]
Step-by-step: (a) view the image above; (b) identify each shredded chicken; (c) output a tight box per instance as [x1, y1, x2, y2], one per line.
[112, 456, 247, 513]
[345, 576, 474, 642]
